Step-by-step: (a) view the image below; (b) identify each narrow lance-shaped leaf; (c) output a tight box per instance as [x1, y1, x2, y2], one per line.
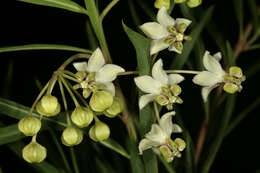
[233, 0, 244, 36]
[226, 41, 236, 66]
[18, 0, 88, 15]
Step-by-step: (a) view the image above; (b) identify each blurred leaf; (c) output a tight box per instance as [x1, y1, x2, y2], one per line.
[95, 158, 116, 173]
[168, 0, 175, 14]
[233, 0, 244, 36]
[226, 41, 235, 66]
[246, 43, 260, 51]
[86, 20, 98, 50]
[170, 6, 214, 69]
[0, 44, 92, 54]
[122, 22, 158, 173]
[194, 37, 205, 70]
[248, 0, 259, 31]
[0, 124, 26, 145]
[245, 59, 260, 78]
[18, 0, 88, 15]
[158, 155, 176, 173]
[128, 0, 142, 26]
[0, 167, 2, 173]
[1, 60, 13, 98]
[135, 0, 156, 21]
[180, 3, 196, 22]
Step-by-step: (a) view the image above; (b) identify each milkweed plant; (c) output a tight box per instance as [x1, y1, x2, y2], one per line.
[0, 0, 260, 173]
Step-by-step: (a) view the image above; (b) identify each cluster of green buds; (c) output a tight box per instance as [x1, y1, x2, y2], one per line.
[165, 25, 192, 53]
[36, 95, 61, 117]
[223, 66, 246, 94]
[175, 0, 202, 8]
[156, 84, 183, 110]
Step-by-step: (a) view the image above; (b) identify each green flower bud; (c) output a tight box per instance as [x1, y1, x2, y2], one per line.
[71, 107, 94, 128]
[22, 141, 47, 163]
[18, 116, 41, 136]
[89, 121, 110, 142]
[90, 91, 113, 112]
[223, 83, 238, 94]
[229, 66, 243, 78]
[36, 95, 61, 117]
[186, 0, 202, 8]
[175, 0, 186, 4]
[105, 97, 123, 118]
[170, 84, 182, 96]
[154, 0, 170, 9]
[159, 145, 174, 163]
[174, 138, 186, 151]
[61, 127, 83, 146]
[83, 88, 91, 99]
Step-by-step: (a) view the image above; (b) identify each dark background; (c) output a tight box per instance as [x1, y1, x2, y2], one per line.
[0, 0, 259, 173]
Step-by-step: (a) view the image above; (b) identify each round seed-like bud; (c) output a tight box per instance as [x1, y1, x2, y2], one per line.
[174, 138, 186, 151]
[223, 83, 238, 94]
[36, 95, 61, 117]
[89, 121, 110, 142]
[61, 127, 83, 146]
[18, 116, 41, 136]
[186, 0, 202, 8]
[89, 91, 113, 112]
[105, 97, 123, 118]
[154, 0, 170, 9]
[71, 107, 94, 128]
[22, 141, 47, 163]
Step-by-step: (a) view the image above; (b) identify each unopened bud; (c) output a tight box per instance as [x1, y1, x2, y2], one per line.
[61, 127, 83, 146]
[186, 0, 202, 8]
[89, 121, 110, 142]
[36, 95, 61, 117]
[159, 145, 174, 163]
[105, 97, 123, 118]
[90, 91, 113, 112]
[18, 116, 41, 136]
[223, 83, 238, 94]
[154, 0, 170, 9]
[71, 107, 94, 128]
[22, 141, 47, 163]
[229, 66, 243, 78]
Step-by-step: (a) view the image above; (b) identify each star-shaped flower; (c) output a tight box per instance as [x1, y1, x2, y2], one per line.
[140, 6, 192, 55]
[73, 48, 125, 97]
[134, 59, 184, 110]
[192, 51, 246, 102]
[138, 111, 185, 162]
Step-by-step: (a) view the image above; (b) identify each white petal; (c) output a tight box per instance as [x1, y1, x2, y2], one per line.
[201, 85, 219, 102]
[159, 111, 176, 137]
[172, 124, 183, 133]
[145, 124, 167, 144]
[213, 52, 222, 61]
[95, 64, 125, 83]
[99, 82, 115, 96]
[73, 62, 87, 72]
[192, 71, 223, 87]
[86, 48, 105, 72]
[168, 74, 185, 85]
[134, 76, 162, 94]
[139, 94, 157, 110]
[152, 59, 168, 86]
[150, 39, 169, 55]
[168, 45, 182, 54]
[175, 18, 192, 29]
[203, 51, 225, 75]
[138, 139, 160, 154]
[140, 22, 169, 39]
[157, 6, 175, 27]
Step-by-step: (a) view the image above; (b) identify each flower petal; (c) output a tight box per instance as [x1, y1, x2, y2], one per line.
[213, 52, 222, 61]
[139, 94, 157, 110]
[145, 124, 167, 144]
[168, 74, 185, 85]
[201, 85, 219, 102]
[175, 18, 192, 29]
[140, 22, 169, 39]
[157, 6, 175, 27]
[159, 111, 175, 137]
[168, 44, 182, 54]
[152, 59, 168, 86]
[87, 48, 105, 72]
[172, 124, 183, 133]
[150, 39, 169, 55]
[73, 62, 87, 72]
[99, 82, 115, 96]
[95, 64, 125, 83]
[192, 71, 223, 87]
[138, 139, 160, 154]
[203, 51, 225, 75]
[134, 76, 162, 94]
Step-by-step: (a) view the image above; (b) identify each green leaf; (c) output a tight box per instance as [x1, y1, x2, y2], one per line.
[248, 0, 259, 31]
[0, 98, 130, 159]
[0, 44, 92, 54]
[233, 0, 244, 36]
[168, 0, 175, 15]
[245, 58, 260, 78]
[226, 41, 236, 66]
[0, 124, 26, 145]
[18, 0, 88, 15]
[194, 37, 206, 70]
[170, 6, 214, 69]
[158, 156, 176, 173]
[122, 22, 158, 173]
[1, 60, 13, 98]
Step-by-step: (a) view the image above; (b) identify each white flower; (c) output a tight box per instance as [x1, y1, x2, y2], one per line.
[138, 111, 183, 154]
[134, 59, 184, 110]
[140, 6, 192, 55]
[192, 51, 245, 102]
[73, 48, 125, 96]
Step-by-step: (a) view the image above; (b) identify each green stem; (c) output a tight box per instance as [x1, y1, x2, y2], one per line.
[166, 70, 200, 74]
[118, 71, 139, 76]
[60, 76, 80, 107]
[153, 102, 160, 123]
[70, 147, 80, 173]
[100, 0, 120, 21]
[62, 73, 80, 83]
[62, 70, 78, 78]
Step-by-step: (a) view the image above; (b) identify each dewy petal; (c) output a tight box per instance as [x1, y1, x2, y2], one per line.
[159, 111, 176, 137]
[145, 124, 167, 144]
[140, 22, 169, 39]
[157, 6, 175, 27]
[203, 51, 225, 75]
[99, 82, 115, 96]
[95, 64, 125, 83]
[150, 39, 170, 55]
[86, 48, 105, 72]
[192, 71, 223, 87]
[168, 44, 182, 54]
[134, 76, 163, 94]
[152, 59, 168, 86]
[73, 62, 87, 72]
[175, 18, 192, 29]
[168, 74, 185, 85]
[139, 94, 157, 110]
[213, 52, 222, 61]
[201, 85, 219, 102]
[138, 139, 160, 154]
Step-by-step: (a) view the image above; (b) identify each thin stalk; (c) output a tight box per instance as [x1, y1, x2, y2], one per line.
[70, 147, 80, 173]
[62, 73, 80, 83]
[166, 70, 200, 74]
[118, 71, 139, 76]
[60, 76, 80, 107]
[62, 70, 78, 78]
[100, 0, 120, 21]
[153, 102, 160, 123]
